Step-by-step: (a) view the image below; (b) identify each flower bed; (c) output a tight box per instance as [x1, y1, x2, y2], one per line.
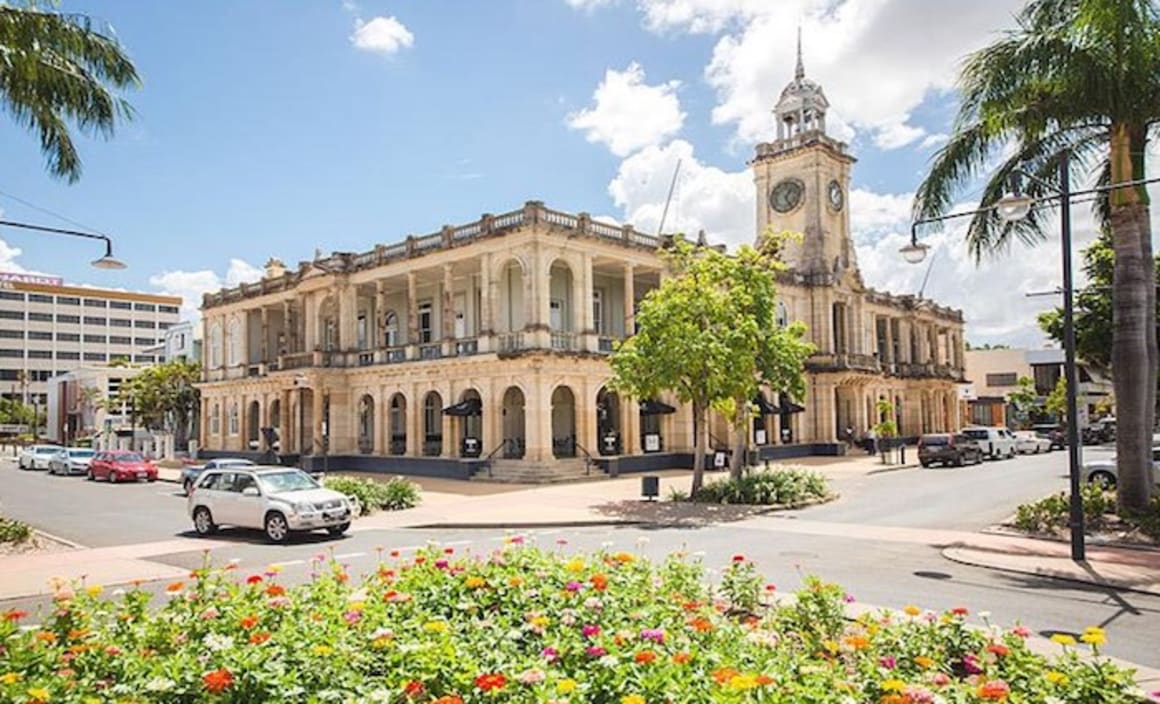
[324, 475, 421, 516]
[0, 545, 1142, 702]
[1012, 486, 1160, 546]
[689, 467, 831, 506]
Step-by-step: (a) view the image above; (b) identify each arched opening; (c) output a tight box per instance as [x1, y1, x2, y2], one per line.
[227, 317, 242, 367]
[551, 385, 576, 458]
[388, 394, 406, 455]
[499, 260, 526, 333]
[423, 391, 443, 457]
[247, 400, 260, 449]
[447, 389, 482, 458]
[318, 295, 338, 351]
[547, 261, 574, 333]
[595, 387, 621, 455]
[501, 386, 526, 458]
[268, 399, 282, 451]
[293, 388, 315, 455]
[209, 323, 223, 369]
[358, 394, 374, 454]
[383, 310, 400, 348]
[228, 402, 240, 436]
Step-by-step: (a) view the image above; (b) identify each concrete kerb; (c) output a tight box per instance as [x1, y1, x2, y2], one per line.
[980, 522, 1160, 555]
[865, 461, 920, 476]
[941, 546, 1160, 598]
[31, 528, 85, 550]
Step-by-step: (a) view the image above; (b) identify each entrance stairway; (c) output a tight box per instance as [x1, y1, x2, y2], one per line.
[475, 457, 604, 483]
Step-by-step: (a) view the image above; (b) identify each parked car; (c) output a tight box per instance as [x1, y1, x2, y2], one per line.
[47, 448, 96, 476]
[1032, 424, 1067, 450]
[1014, 430, 1052, 454]
[1083, 417, 1116, 445]
[1081, 445, 1160, 489]
[17, 444, 65, 470]
[961, 426, 1018, 460]
[181, 457, 256, 495]
[87, 450, 158, 483]
[918, 433, 984, 468]
[187, 467, 353, 543]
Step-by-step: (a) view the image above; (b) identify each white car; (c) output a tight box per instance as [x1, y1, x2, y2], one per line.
[1082, 446, 1160, 489]
[187, 467, 353, 543]
[47, 448, 96, 476]
[1013, 431, 1052, 454]
[961, 427, 1018, 460]
[18, 444, 65, 470]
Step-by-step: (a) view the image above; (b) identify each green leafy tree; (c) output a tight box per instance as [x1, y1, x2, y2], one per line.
[0, 1, 140, 182]
[1006, 376, 1039, 429]
[1045, 375, 1068, 421]
[116, 360, 200, 449]
[609, 233, 814, 494]
[913, 0, 1159, 512]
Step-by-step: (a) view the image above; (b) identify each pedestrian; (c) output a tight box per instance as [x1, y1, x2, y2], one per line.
[865, 426, 877, 456]
[844, 424, 855, 450]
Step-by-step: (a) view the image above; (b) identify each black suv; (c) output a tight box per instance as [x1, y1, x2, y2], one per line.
[918, 433, 984, 468]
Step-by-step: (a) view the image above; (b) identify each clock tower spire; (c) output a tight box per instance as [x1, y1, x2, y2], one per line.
[751, 34, 858, 283]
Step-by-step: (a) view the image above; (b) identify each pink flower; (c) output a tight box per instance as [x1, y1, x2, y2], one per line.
[879, 656, 896, 670]
[640, 628, 665, 644]
[199, 607, 220, 620]
[517, 668, 546, 685]
[565, 581, 583, 592]
[267, 596, 290, 609]
[435, 559, 449, 569]
[586, 646, 607, 657]
[582, 624, 601, 638]
[343, 610, 362, 625]
[1011, 625, 1031, 639]
[541, 647, 559, 662]
[843, 593, 856, 603]
[962, 654, 983, 675]
[930, 673, 950, 687]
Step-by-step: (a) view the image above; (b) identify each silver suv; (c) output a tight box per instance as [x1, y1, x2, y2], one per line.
[187, 467, 353, 543]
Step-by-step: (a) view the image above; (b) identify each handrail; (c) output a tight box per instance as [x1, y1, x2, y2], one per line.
[708, 433, 729, 451]
[480, 440, 508, 478]
[575, 441, 596, 476]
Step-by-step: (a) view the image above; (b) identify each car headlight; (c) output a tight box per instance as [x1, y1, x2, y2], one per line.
[293, 501, 315, 514]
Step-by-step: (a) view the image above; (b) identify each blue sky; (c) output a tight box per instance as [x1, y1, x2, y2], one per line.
[0, 0, 1123, 346]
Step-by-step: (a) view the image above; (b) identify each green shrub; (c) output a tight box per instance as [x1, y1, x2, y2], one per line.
[1121, 495, 1160, 541]
[692, 467, 829, 506]
[324, 475, 420, 516]
[0, 516, 32, 544]
[1014, 484, 1127, 534]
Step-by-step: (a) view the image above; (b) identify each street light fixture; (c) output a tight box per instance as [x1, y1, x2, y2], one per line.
[899, 240, 931, 265]
[0, 220, 126, 270]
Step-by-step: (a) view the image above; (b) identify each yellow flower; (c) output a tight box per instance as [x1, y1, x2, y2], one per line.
[423, 621, 448, 634]
[1051, 634, 1077, 646]
[1081, 627, 1106, 646]
[311, 644, 333, 656]
[348, 601, 365, 612]
[613, 552, 636, 564]
[821, 639, 839, 654]
[913, 656, 935, 670]
[557, 679, 578, 694]
[881, 680, 906, 693]
[371, 637, 392, 650]
[530, 616, 550, 629]
[1045, 671, 1070, 686]
[464, 576, 486, 589]
[727, 674, 759, 691]
[27, 688, 51, 701]
[903, 605, 921, 617]
[85, 585, 103, 597]
[564, 558, 586, 573]
[622, 695, 646, 704]
[0, 672, 21, 685]
[266, 564, 283, 574]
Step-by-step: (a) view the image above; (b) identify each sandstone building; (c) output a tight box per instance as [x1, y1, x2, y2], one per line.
[197, 55, 965, 479]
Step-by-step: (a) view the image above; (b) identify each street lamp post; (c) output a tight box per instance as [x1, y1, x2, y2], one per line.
[0, 220, 126, 269]
[903, 151, 1089, 561]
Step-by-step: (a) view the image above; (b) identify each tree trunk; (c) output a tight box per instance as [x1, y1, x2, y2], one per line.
[690, 401, 706, 496]
[1109, 124, 1156, 512]
[729, 401, 748, 481]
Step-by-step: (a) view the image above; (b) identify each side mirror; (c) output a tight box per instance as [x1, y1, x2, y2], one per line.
[242, 486, 260, 497]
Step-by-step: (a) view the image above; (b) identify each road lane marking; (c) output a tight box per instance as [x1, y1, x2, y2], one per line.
[333, 552, 366, 560]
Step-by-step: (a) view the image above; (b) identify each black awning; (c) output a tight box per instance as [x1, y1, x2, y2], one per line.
[779, 393, 806, 414]
[442, 397, 482, 417]
[639, 399, 677, 415]
[753, 393, 779, 415]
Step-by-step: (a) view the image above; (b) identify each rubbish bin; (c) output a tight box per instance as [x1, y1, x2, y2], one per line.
[641, 475, 660, 501]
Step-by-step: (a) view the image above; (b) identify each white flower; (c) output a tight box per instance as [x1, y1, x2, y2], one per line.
[366, 690, 393, 703]
[978, 611, 992, 620]
[203, 633, 235, 652]
[598, 655, 619, 667]
[144, 677, 176, 692]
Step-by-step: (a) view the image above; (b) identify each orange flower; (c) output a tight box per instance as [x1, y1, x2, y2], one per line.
[431, 697, 463, 704]
[474, 673, 506, 691]
[507, 576, 524, 588]
[842, 635, 870, 650]
[672, 652, 692, 665]
[590, 573, 609, 591]
[239, 615, 258, 630]
[34, 631, 57, 645]
[265, 584, 286, 597]
[203, 668, 234, 694]
[165, 581, 185, 593]
[978, 680, 1010, 701]
[881, 695, 907, 704]
[755, 674, 775, 686]
[712, 668, 740, 685]
[635, 650, 657, 664]
[986, 643, 1010, 657]
[689, 617, 714, 633]
[913, 656, 935, 670]
[248, 632, 271, 645]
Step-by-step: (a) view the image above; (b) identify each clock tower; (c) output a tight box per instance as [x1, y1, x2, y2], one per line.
[752, 36, 858, 282]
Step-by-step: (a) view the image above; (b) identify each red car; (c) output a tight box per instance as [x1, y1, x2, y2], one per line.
[87, 451, 158, 483]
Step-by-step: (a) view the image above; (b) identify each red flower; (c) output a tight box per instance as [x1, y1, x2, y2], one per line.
[3, 609, 28, 622]
[951, 607, 969, 616]
[246, 575, 263, 585]
[265, 584, 286, 597]
[238, 615, 258, 630]
[403, 680, 424, 696]
[978, 679, 1011, 701]
[474, 673, 507, 691]
[590, 573, 609, 591]
[203, 668, 234, 694]
[248, 632, 271, 645]
[986, 643, 1010, 657]
[444, 547, 455, 554]
[731, 554, 746, 562]
[635, 650, 657, 664]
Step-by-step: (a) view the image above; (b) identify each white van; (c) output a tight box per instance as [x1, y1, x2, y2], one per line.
[961, 426, 1018, 460]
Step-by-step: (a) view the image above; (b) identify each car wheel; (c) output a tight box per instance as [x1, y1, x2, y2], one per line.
[109, 472, 118, 484]
[954, 454, 964, 467]
[327, 522, 351, 536]
[192, 506, 217, 536]
[920, 461, 931, 468]
[1089, 471, 1116, 490]
[86, 469, 95, 481]
[264, 512, 290, 544]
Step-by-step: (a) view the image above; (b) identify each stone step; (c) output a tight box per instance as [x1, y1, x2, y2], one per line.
[474, 458, 605, 483]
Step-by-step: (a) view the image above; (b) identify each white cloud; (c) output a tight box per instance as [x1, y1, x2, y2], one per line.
[149, 258, 263, 322]
[613, 0, 1023, 150]
[0, 237, 27, 273]
[565, 0, 618, 10]
[567, 63, 686, 157]
[351, 16, 414, 55]
[608, 139, 753, 246]
[920, 133, 950, 149]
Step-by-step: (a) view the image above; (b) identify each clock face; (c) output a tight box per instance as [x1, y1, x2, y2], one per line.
[770, 178, 805, 213]
[828, 180, 844, 211]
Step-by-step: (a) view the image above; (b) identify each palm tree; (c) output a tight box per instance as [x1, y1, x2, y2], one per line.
[0, 2, 139, 182]
[913, 0, 1158, 512]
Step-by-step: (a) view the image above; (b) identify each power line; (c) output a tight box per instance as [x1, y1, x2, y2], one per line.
[0, 186, 109, 238]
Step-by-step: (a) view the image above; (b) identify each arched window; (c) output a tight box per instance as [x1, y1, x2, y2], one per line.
[384, 311, 399, 347]
[228, 403, 239, 435]
[227, 317, 242, 367]
[423, 391, 442, 456]
[210, 403, 221, 435]
[209, 322, 223, 369]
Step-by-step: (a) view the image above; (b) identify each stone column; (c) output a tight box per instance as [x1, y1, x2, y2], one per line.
[620, 395, 639, 455]
[311, 386, 325, 456]
[408, 383, 422, 457]
[303, 293, 318, 352]
[623, 264, 635, 337]
[536, 248, 551, 348]
[199, 397, 208, 449]
[580, 253, 595, 351]
[442, 264, 455, 355]
[480, 253, 493, 352]
[374, 281, 386, 349]
[259, 308, 269, 364]
[526, 376, 552, 463]
[373, 387, 385, 455]
[523, 248, 537, 331]
[441, 386, 455, 459]
[406, 272, 419, 353]
[280, 389, 292, 452]
[579, 378, 597, 457]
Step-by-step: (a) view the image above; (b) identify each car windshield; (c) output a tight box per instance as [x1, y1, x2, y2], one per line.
[68, 449, 94, 458]
[258, 471, 319, 494]
[219, 460, 255, 467]
[922, 436, 949, 446]
[963, 430, 987, 439]
[36, 447, 63, 454]
[114, 453, 145, 463]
